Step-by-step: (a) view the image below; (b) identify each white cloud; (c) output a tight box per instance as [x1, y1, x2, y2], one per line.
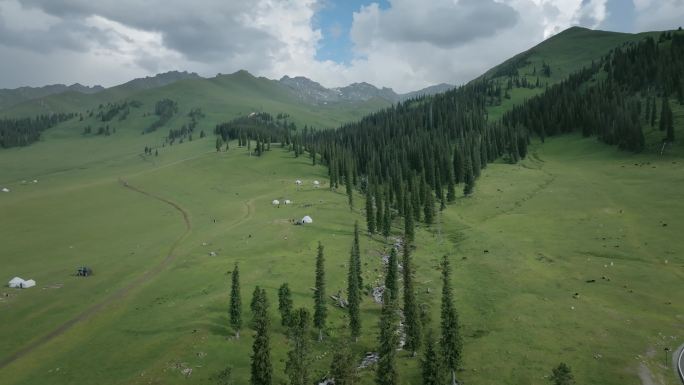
[0, 0, 681, 92]
[633, 0, 684, 31]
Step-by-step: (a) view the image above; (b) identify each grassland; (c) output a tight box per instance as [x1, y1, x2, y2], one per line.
[1, 102, 683, 385]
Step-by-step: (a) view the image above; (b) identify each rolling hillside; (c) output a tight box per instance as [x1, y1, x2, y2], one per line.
[0, 26, 682, 385]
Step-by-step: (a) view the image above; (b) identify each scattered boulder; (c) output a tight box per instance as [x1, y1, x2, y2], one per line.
[358, 352, 379, 369]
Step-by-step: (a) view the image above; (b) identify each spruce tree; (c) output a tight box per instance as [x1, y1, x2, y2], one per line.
[402, 246, 421, 356]
[424, 191, 435, 225]
[421, 331, 441, 385]
[382, 194, 391, 238]
[330, 335, 357, 385]
[348, 223, 362, 340]
[385, 248, 399, 302]
[661, 97, 675, 142]
[352, 221, 363, 290]
[313, 242, 327, 341]
[285, 308, 312, 385]
[345, 162, 353, 209]
[375, 188, 384, 232]
[404, 199, 415, 244]
[366, 187, 376, 234]
[549, 363, 575, 385]
[376, 290, 399, 385]
[453, 144, 464, 184]
[230, 263, 242, 339]
[250, 289, 272, 385]
[440, 256, 462, 385]
[463, 154, 475, 196]
[446, 172, 456, 202]
[278, 283, 293, 327]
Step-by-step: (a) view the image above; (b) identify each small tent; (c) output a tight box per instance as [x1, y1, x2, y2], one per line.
[301, 215, 313, 224]
[8, 277, 35, 289]
[1, 188, 9, 193]
[272, 199, 280, 205]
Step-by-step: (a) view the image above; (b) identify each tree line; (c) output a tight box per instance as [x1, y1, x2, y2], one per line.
[0, 113, 74, 149]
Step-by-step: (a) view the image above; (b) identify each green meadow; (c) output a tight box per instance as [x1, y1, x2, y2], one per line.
[1, 109, 683, 385]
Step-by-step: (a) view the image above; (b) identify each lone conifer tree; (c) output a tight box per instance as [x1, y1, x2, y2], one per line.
[250, 289, 272, 385]
[285, 308, 312, 385]
[424, 191, 435, 225]
[278, 283, 293, 327]
[402, 246, 421, 356]
[549, 362, 575, 385]
[384, 248, 399, 302]
[421, 331, 441, 385]
[440, 256, 462, 385]
[345, 163, 354, 209]
[352, 221, 363, 290]
[376, 291, 398, 385]
[313, 242, 327, 341]
[330, 334, 357, 385]
[661, 97, 675, 142]
[382, 193, 391, 238]
[366, 187, 375, 234]
[404, 199, 415, 244]
[463, 154, 475, 196]
[230, 263, 242, 339]
[348, 223, 362, 340]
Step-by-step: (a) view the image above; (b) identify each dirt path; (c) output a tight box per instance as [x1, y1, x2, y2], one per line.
[0, 180, 192, 370]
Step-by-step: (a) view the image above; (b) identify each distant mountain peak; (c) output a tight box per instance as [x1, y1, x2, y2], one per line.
[278, 75, 454, 105]
[118, 70, 202, 90]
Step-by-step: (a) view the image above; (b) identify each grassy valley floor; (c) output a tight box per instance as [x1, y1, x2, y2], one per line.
[0, 133, 682, 385]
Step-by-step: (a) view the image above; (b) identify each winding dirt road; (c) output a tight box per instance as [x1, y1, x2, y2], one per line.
[0, 180, 192, 370]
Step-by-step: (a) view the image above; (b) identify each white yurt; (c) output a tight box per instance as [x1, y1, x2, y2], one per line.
[313, 180, 320, 188]
[301, 215, 313, 224]
[1, 187, 9, 193]
[272, 199, 280, 205]
[284, 199, 292, 205]
[8, 277, 35, 288]
[295, 179, 303, 185]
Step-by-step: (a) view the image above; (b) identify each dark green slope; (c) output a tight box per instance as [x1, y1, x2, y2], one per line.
[479, 26, 662, 119]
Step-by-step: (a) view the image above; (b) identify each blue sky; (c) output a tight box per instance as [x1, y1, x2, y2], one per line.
[313, 0, 389, 63]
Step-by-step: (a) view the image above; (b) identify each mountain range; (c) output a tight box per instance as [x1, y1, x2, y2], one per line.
[0, 70, 453, 113]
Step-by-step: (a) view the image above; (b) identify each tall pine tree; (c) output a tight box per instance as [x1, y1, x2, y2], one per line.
[348, 223, 362, 340]
[440, 256, 462, 385]
[250, 288, 272, 385]
[402, 246, 421, 356]
[421, 331, 442, 385]
[384, 248, 399, 302]
[375, 291, 399, 385]
[366, 186, 376, 234]
[330, 335, 357, 385]
[278, 283, 293, 327]
[285, 308, 312, 385]
[230, 263, 242, 339]
[313, 242, 327, 341]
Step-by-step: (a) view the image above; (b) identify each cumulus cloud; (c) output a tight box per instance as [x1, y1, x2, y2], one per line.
[0, 0, 682, 92]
